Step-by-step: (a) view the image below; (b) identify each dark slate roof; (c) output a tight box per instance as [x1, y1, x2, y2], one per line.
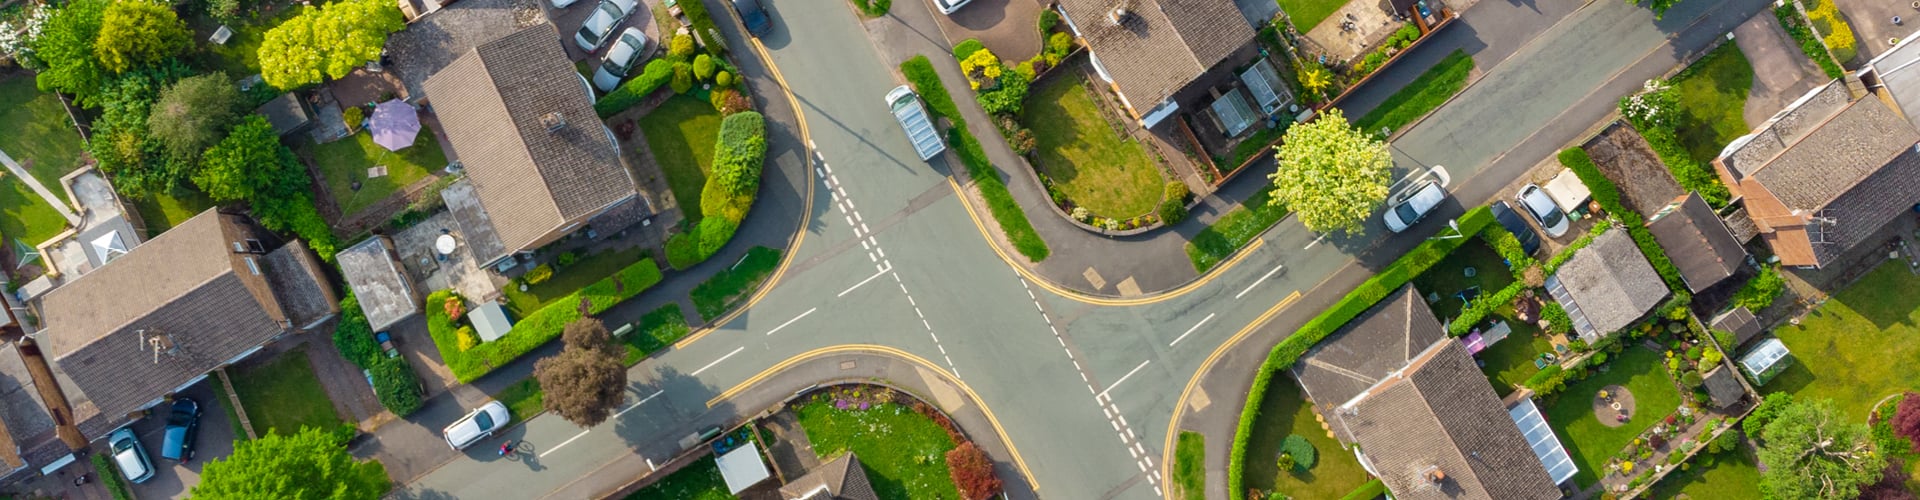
[423, 23, 637, 255]
[38, 211, 295, 420]
[260, 240, 339, 330]
[1805, 146, 1920, 265]
[1327, 341, 1562, 500]
[1647, 192, 1747, 293]
[1056, 0, 1255, 111]
[1702, 365, 1745, 409]
[1554, 231, 1667, 336]
[778, 453, 877, 500]
[1720, 82, 1851, 178]
[1292, 286, 1447, 411]
[254, 93, 311, 136]
[1711, 307, 1764, 349]
[339, 236, 421, 331]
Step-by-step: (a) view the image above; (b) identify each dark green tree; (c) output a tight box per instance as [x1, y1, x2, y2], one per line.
[88, 61, 193, 197]
[193, 114, 301, 203]
[30, 0, 110, 106]
[150, 72, 244, 171]
[1759, 398, 1886, 500]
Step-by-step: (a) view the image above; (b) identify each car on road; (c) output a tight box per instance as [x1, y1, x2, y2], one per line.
[933, 0, 974, 14]
[107, 428, 155, 483]
[160, 398, 200, 462]
[1489, 201, 1542, 254]
[1517, 184, 1570, 238]
[592, 27, 652, 92]
[730, 0, 772, 37]
[572, 0, 638, 52]
[549, 0, 582, 9]
[444, 401, 510, 450]
[1383, 180, 1446, 233]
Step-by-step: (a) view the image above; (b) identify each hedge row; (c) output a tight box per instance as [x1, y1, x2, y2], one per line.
[594, 59, 676, 118]
[430, 258, 665, 382]
[1227, 205, 1494, 499]
[1557, 148, 1690, 298]
[901, 56, 1050, 261]
[670, 111, 769, 270]
[330, 293, 424, 416]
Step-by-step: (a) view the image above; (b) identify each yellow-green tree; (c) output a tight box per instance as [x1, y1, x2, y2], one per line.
[257, 0, 402, 90]
[93, 0, 190, 73]
[1269, 109, 1392, 234]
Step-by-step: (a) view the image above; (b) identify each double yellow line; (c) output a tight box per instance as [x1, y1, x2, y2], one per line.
[1159, 290, 1300, 485]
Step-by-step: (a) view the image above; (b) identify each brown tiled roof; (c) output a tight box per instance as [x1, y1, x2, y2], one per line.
[777, 453, 877, 500]
[1293, 286, 1447, 412]
[1057, 0, 1255, 111]
[1647, 193, 1747, 292]
[1553, 231, 1667, 336]
[424, 23, 637, 255]
[1328, 341, 1562, 500]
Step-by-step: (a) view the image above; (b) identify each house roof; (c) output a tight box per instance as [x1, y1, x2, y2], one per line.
[1868, 33, 1920, 130]
[1057, 0, 1255, 111]
[339, 236, 421, 331]
[423, 23, 637, 256]
[1702, 365, 1745, 408]
[1647, 192, 1747, 292]
[1710, 307, 1764, 349]
[1720, 81, 1852, 178]
[0, 344, 50, 475]
[1292, 286, 1448, 411]
[37, 210, 324, 420]
[1550, 231, 1667, 339]
[778, 453, 878, 500]
[1327, 341, 1563, 500]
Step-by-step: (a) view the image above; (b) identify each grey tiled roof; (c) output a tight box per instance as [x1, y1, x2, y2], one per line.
[339, 236, 421, 331]
[1328, 341, 1562, 500]
[1293, 286, 1447, 412]
[1702, 365, 1745, 409]
[1553, 231, 1667, 336]
[1805, 146, 1920, 265]
[0, 344, 52, 474]
[424, 23, 637, 255]
[1751, 98, 1920, 211]
[777, 452, 877, 500]
[1057, 0, 1255, 110]
[1711, 307, 1764, 349]
[1647, 192, 1746, 293]
[1720, 81, 1851, 178]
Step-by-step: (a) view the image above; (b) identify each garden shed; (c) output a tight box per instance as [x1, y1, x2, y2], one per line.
[716, 441, 771, 494]
[467, 300, 513, 342]
[1709, 307, 1764, 350]
[255, 93, 313, 136]
[1738, 338, 1794, 386]
[777, 452, 876, 500]
[1545, 231, 1667, 342]
[1647, 192, 1747, 293]
[1701, 365, 1745, 408]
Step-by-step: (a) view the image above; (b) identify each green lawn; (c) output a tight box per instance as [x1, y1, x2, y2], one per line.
[796, 399, 962, 499]
[639, 96, 722, 222]
[1768, 260, 1920, 422]
[1408, 238, 1514, 320]
[0, 75, 85, 187]
[228, 347, 343, 437]
[1353, 50, 1474, 135]
[196, 2, 311, 78]
[208, 376, 250, 441]
[1543, 345, 1683, 487]
[1478, 333, 1553, 397]
[502, 247, 648, 315]
[1242, 377, 1373, 499]
[1185, 188, 1288, 272]
[1647, 441, 1761, 500]
[494, 377, 545, 423]
[690, 246, 781, 321]
[1279, 0, 1349, 32]
[625, 455, 735, 499]
[1023, 73, 1166, 219]
[1173, 431, 1205, 500]
[1671, 42, 1755, 164]
[129, 189, 218, 236]
[304, 131, 446, 219]
[0, 178, 67, 247]
[622, 304, 694, 365]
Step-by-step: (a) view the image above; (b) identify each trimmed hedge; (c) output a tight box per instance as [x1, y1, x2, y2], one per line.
[594, 59, 676, 118]
[675, 111, 768, 270]
[901, 56, 1049, 261]
[368, 356, 423, 416]
[430, 259, 665, 382]
[1228, 205, 1494, 499]
[330, 293, 424, 416]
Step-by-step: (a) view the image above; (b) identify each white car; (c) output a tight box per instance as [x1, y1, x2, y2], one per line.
[592, 27, 652, 92]
[932, 0, 973, 14]
[444, 401, 510, 450]
[1517, 184, 1571, 238]
[1384, 180, 1446, 233]
[572, 0, 638, 52]
[549, 0, 582, 9]
[108, 428, 155, 483]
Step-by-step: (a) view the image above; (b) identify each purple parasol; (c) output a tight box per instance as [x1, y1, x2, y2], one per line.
[369, 99, 421, 151]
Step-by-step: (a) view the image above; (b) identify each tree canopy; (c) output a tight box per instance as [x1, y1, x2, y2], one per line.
[150, 72, 243, 168]
[30, 0, 110, 106]
[1758, 398, 1886, 500]
[94, 0, 191, 73]
[88, 61, 193, 197]
[1269, 108, 1392, 234]
[195, 114, 303, 203]
[535, 319, 627, 428]
[257, 0, 403, 90]
[191, 426, 390, 500]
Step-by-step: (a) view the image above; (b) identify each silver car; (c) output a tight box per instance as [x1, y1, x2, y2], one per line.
[1517, 184, 1571, 238]
[592, 27, 652, 92]
[108, 428, 155, 483]
[1384, 180, 1446, 233]
[572, 0, 638, 52]
[444, 401, 510, 450]
[933, 0, 973, 14]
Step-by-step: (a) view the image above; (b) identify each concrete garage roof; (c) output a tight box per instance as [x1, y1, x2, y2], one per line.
[338, 236, 421, 331]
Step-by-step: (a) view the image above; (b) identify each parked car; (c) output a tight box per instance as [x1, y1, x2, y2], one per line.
[932, 0, 973, 14]
[592, 27, 652, 92]
[572, 0, 638, 52]
[444, 401, 510, 450]
[1489, 201, 1543, 254]
[730, 0, 772, 37]
[1383, 180, 1446, 233]
[1517, 184, 1571, 238]
[887, 85, 945, 160]
[107, 428, 155, 484]
[160, 398, 200, 462]
[549, 0, 583, 9]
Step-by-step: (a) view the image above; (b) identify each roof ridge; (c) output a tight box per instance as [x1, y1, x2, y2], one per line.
[1303, 358, 1379, 386]
[1812, 141, 1916, 213]
[1748, 96, 1860, 179]
[1147, 1, 1208, 72]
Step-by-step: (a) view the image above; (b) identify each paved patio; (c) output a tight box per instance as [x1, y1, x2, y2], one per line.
[1832, 0, 1905, 64]
[393, 209, 507, 305]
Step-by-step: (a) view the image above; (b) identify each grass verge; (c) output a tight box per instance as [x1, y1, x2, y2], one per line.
[1173, 431, 1206, 499]
[1353, 49, 1474, 134]
[901, 56, 1049, 262]
[494, 377, 545, 423]
[228, 347, 344, 437]
[638, 95, 722, 223]
[1185, 188, 1285, 272]
[691, 246, 781, 321]
[622, 304, 695, 365]
[796, 399, 962, 499]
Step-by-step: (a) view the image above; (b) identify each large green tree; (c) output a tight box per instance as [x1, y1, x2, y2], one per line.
[1269, 108, 1392, 234]
[30, 0, 110, 106]
[150, 72, 243, 169]
[191, 426, 390, 500]
[88, 61, 193, 197]
[257, 0, 403, 90]
[535, 318, 627, 428]
[196, 115, 339, 259]
[1758, 398, 1886, 500]
[93, 0, 190, 73]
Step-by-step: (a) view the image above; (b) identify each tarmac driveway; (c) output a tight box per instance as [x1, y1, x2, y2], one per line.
[1734, 9, 1828, 127]
[928, 0, 1043, 62]
[123, 381, 237, 500]
[548, 0, 661, 66]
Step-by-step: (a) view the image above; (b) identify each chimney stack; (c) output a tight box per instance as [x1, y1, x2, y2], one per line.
[542, 112, 567, 132]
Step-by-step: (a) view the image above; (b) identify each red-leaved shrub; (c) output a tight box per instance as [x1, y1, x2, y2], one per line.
[946, 441, 1002, 500]
[1893, 392, 1920, 450]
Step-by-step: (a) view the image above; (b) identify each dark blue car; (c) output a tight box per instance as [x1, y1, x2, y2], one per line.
[730, 0, 772, 37]
[160, 398, 200, 461]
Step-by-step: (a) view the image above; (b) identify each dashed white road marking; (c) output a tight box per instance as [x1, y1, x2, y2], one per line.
[1236, 263, 1287, 299]
[764, 308, 817, 336]
[691, 347, 745, 376]
[543, 390, 666, 457]
[1096, 360, 1150, 401]
[1012, 275, 1162, 496]
[1168, 313, 1215, 347]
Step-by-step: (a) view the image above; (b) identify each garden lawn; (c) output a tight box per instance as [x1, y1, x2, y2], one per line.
[1670, 42, 1755, 164]
[1278, 0, 1348, 33]
[796, 399, 962, 499]
[305, 132, 446, 219]
[0, 179, 67, 247]
[1542, 345, 1682, 487]
[228, 347, 343, 436]
[0, 76, 85, 187]
[196, 2, 311, 78]
[1242, 377, 1372, 498]
[624, 455, 735, 500]
[690, 246, 780, 321]
[1023, 73, 1166, 219]
[638, 96, 722, 222]
[1353, 50, 1474, 135]
[622, 304, 694, 365]
[1186, 188, 1287, 272]
[1768, 260, 1920, 422]
[1407, 238, 1514, 320]
[1646, 442, 1761, 500]
[502, 247, 648, 315]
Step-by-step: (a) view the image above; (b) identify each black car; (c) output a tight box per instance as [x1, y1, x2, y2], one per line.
[1489, 201, 1543, 255]
[160, 398, 200, 461]
[730, 0, 772, 37]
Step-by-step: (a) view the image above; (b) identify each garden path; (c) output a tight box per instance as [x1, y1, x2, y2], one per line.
[0, 149, 79, 226]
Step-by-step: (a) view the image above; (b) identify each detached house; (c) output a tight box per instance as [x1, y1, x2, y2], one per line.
[1054, 0, 1274, 129]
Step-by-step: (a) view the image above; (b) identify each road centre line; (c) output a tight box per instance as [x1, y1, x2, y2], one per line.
[1168, 313, 1216, 347]
[1095, 360, 1151, 400]
[1012, 275, 1162, 493]
[691, 347, 745, 377]
[1235, 264, 1287, 300]
[542, 390, 666, 457]
[764, 308, 817, 336]
[1304, 233, 1328, 250]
